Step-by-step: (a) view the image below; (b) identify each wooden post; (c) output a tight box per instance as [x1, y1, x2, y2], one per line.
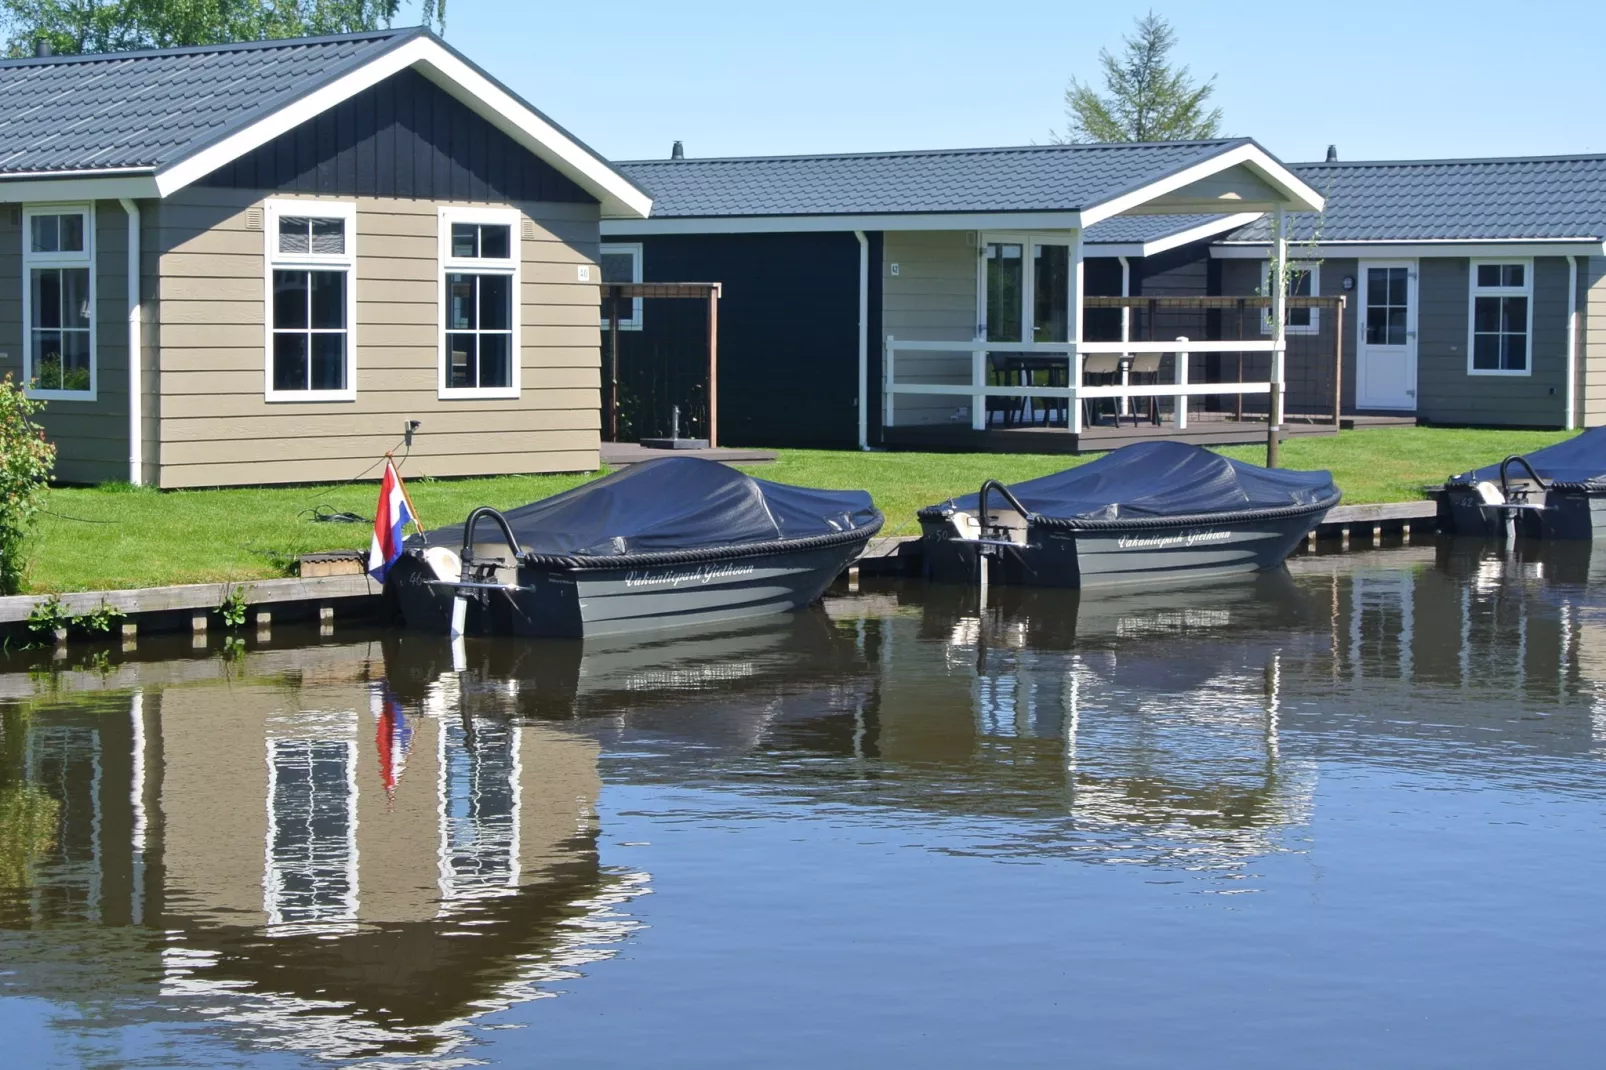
[1068, 227, 1084, 435]
[1268, 207, 1287, 468]
[608, 286, 621, 442]
[1234, 298, 1245, 422]
[1174, 336, 1190, 430]
[707, 285, 720, 448]
[1333, 295, 1346, 428]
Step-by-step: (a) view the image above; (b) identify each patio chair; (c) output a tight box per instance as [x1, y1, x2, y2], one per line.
[1126, 353, 1163, 427]
[1081, 354, 1122, 428]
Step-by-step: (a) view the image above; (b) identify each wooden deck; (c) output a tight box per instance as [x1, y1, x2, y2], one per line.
[882, 416, 1328, 455]
[881, 411, 1417, 455]
[601, 442, 777, 466]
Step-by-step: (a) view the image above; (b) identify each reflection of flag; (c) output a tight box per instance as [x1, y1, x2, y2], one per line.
[367, 461, 415, 582]
[375, 689, 415, 799]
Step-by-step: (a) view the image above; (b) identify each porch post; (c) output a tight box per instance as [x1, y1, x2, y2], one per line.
[707, 284, 720, 448]
[1070, 227, 1084, 435]
[1268, 207, 1288, 467]
[1118, 255, 1131, 419]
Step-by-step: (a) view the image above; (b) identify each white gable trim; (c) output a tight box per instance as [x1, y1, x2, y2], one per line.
[1080, 143, 1324, 228]
[1088, 211, 1264, 257]
[153, 36, 651, 219]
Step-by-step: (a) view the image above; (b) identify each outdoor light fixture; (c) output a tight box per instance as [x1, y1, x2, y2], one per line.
[1342, 275, 1355, 291]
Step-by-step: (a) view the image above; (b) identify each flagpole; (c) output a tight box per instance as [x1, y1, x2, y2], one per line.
[384, 451, 426, 539]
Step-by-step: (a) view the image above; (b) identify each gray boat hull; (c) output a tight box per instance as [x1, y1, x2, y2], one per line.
[1438, 484, 1606, 540]
[387, 538, 870, 639]
[920, 506, 1331, 590]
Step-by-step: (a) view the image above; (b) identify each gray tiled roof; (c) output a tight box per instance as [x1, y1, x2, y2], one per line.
[1227, 156, 1606, 242]
[617, 140, 1253, 218]
[1082, 213, 1239, 246]
[0, 28, 419, 175]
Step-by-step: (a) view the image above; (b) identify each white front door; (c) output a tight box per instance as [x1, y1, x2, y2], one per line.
[1355, 261, 1418, 410]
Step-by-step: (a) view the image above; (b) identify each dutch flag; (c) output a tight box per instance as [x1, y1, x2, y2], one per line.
[367, 461, 416, 582]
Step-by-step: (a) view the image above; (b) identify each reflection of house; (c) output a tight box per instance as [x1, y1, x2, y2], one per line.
[0, 644, 643, 1062]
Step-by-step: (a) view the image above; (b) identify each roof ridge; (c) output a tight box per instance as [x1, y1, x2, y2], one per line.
[0, 25, 420, 70]
[617, 137, 1247, 167]
[1295, 151, 1606, 168]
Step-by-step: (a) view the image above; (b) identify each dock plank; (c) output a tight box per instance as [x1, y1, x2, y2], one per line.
[0, 574, 378, 625]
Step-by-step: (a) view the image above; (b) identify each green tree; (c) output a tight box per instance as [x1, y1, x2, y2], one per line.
[1057, 12, 1222, 144]
[0, 0, 447, 57]
[0, 375, 56, 595]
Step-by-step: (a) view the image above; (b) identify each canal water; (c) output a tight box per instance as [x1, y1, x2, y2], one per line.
[2, 540, 1604, 1068]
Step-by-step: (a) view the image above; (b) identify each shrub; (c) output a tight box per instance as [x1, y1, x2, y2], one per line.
[0, 375, 57, 595]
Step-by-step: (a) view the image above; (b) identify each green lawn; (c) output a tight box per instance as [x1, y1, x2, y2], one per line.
[22, 426, 1575, 594]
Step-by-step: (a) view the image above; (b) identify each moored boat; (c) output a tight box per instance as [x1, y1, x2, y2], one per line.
[1439, 427, 1606, 540]
[385, 457, 882, 638]
[917, 441, 1340, 589]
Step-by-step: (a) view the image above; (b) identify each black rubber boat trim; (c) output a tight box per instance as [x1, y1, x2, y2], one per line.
[917, 494, 1339, 532]
[1446, 477, 1606, 493]
[515, 513, 885, 572]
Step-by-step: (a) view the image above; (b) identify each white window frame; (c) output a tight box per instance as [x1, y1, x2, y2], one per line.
[1260, 260, 1320, 335]
[438, 206, 522, 400]
[263, 198, 358, 402]
[600, 242, 643, 330]
[1467, 258, 1534, 378]
[22, 203, 96, 401]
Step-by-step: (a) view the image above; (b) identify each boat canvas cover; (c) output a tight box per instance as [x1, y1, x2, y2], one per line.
[929, 441, 1339, 521]
[415, 457, 881, 557]
[1454, 427, 1606, 487]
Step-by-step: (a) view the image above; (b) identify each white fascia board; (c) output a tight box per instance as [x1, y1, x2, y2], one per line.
[1137, 211, 1264, 256]
[0, 174, 160, 203]
[153, 37, 652, 219]
[1080, 143, 1324, 228]
[602, 211, 1083, 236]
[1212, 240, 1606, 259]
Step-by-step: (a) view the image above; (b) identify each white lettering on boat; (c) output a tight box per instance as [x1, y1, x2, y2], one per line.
[1115, 529, 1234, 550]
[622, 563, 758, 589]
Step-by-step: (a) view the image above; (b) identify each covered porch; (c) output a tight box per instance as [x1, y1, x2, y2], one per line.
[867, 141, 1330, 462]
[882, 294, 1349, 455]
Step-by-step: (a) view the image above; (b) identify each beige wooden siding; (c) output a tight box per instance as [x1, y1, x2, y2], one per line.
[0, 201, 134, 484]
[881, 231, 976, 426]
[154, 187, 601, 489]
[1147, 165, 1284, 212]
[1582, 256, 1606, 427]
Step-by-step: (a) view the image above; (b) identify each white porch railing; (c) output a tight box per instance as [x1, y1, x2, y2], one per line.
[882, 336, 1285, 434]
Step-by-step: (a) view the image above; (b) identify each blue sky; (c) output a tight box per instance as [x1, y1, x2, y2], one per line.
[423, 0, 1604, 164]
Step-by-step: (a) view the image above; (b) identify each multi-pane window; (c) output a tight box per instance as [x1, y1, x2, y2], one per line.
[1261, 261, 1319, 334]
[600, 242, 642, 330]
[1469, 261, 1531, 375]
[265, 200, 356, 399]
[1365, 266, 1411, 346]
[440, 209, 520, 398]
[265, 736, 358, 930]
[23, 206, 94, 398]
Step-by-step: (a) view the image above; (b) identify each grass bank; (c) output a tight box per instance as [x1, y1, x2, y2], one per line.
[24, 426, 1573, 594]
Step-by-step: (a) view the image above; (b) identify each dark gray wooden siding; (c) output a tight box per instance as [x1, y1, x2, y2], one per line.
[198, 68, 593, 205]
[1219, 256, 1354, 417]
[1415, 257, 1570, 428]
[605, 232, 862, 449]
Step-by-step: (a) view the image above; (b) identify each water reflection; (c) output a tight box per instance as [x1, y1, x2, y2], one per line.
[2, 538, 1605, 1065]
[0, 650, 647, 1064]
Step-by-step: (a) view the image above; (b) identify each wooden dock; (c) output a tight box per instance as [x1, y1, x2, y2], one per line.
[0, 501, 1442, 644]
